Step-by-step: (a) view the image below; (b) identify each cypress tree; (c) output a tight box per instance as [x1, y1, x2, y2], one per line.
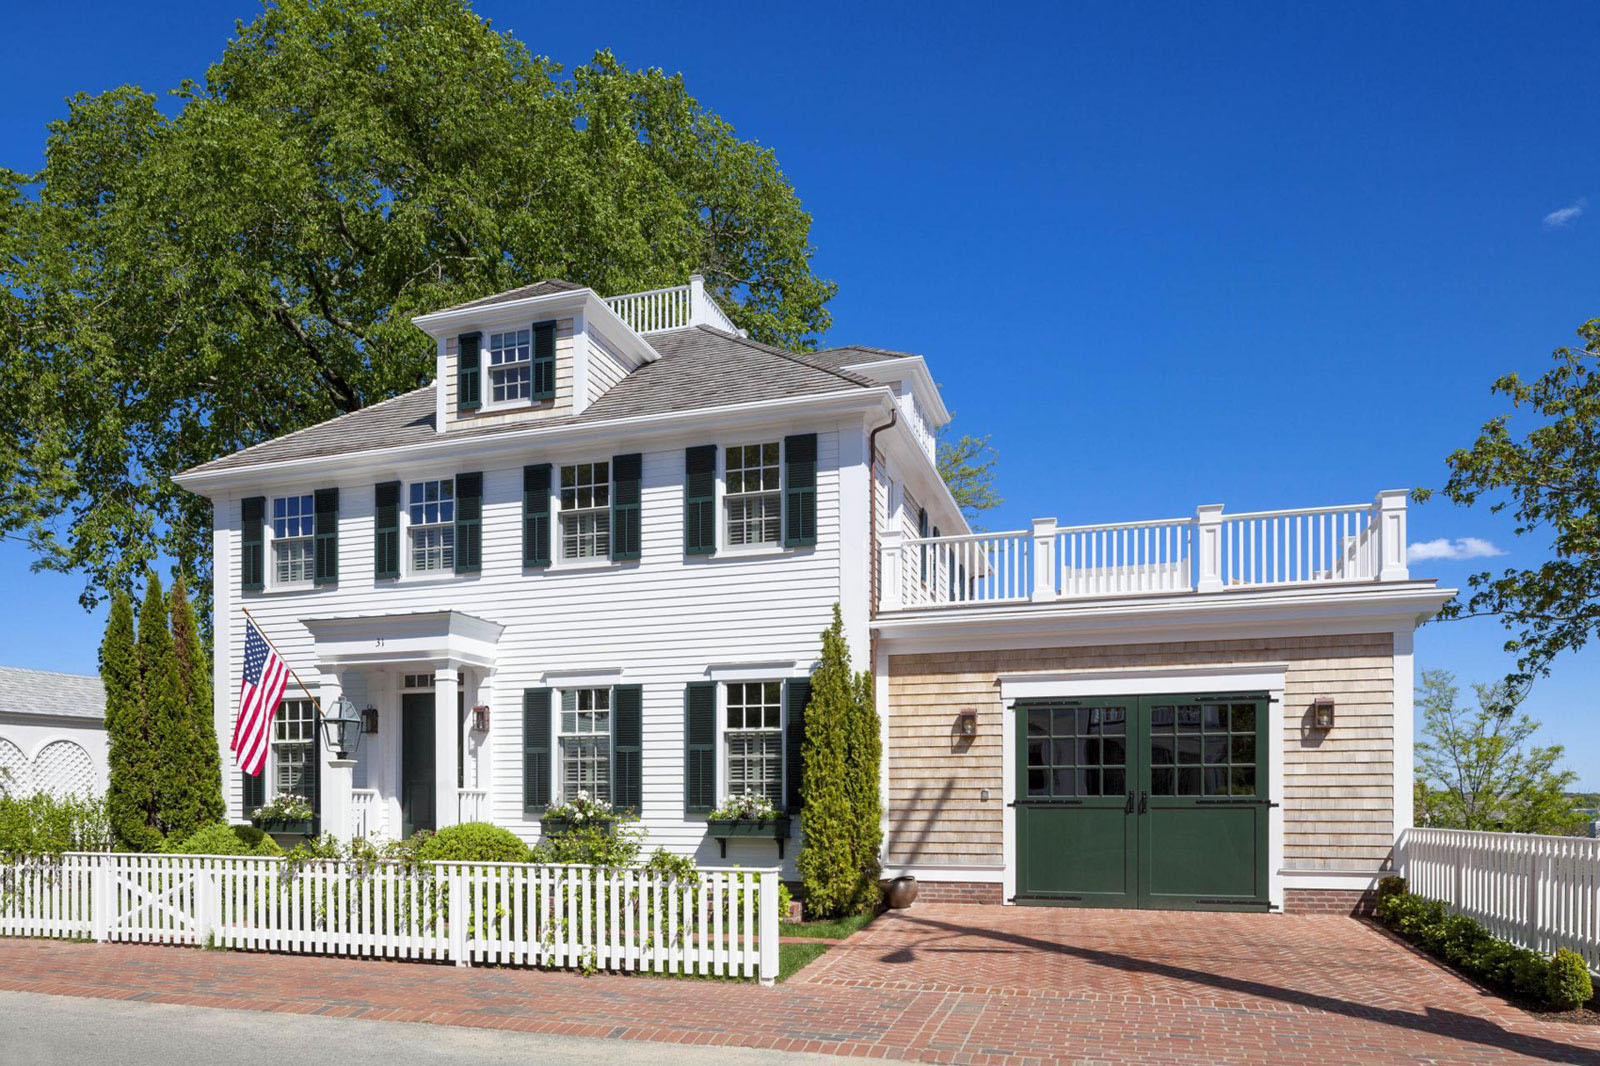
[846, 667, 883, 913]
[170, 571, 224, 827]
[138, 572, 204, 841]
[797, 605, 864, 918]
[102, 588, 162, 851]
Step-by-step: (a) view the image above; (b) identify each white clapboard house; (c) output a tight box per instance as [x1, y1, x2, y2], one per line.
[176, 276, 1451, 914]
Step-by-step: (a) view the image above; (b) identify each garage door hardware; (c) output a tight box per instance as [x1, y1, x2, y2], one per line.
[1008, 799, 1084, 807]
[1194, 799, 1279, 807]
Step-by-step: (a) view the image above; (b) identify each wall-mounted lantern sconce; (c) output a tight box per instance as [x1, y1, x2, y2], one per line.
[473, 704, 490, 732]
[957, 709, 978, 737]
[1311, 698, 1336, 730]
[359, 706, 380, 735]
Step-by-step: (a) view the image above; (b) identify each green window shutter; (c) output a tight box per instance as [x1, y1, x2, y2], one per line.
[785, 679, 811, 813]
[611, 453, 642, 561]
[454, 472, 483, 574]
[685, 681, 716, 814]
[241, 496, 265, 592]
[783, 433, 818, 547]
[531, 320, 556, 401]
[240, 769, 264, 816]
[374, 481, 401, 579]
[523, 463, 552, 567]
[313, 488, 339, 586]
[613, 685, 643, 815]
[523, 688, 552, 811]
[684, 445, 717, 555]
[458, 331, 482, 412]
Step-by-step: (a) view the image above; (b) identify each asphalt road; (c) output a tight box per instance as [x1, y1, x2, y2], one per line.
[0, 991, 867, 1066]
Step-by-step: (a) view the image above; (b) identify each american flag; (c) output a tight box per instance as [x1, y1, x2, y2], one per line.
[231, 617, 290, 776]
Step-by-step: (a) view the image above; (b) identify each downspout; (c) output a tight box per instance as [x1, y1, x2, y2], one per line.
[867, 407, 899, 622]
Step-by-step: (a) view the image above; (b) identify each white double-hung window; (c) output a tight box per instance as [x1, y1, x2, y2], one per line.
[408, 479, 455, 573]
[273, 698, 317, 802]
[272, 494, 315, 584]
[488, 328, 532, 403]
[559, 462, 610, 560]
[725, 681, 783, 806]
[559, 688, 611, 802]
[725, 442, 782, 547]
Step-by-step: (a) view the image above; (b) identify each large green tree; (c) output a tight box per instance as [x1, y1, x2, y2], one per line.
[1, 0, 835, 612]
[938, 432, 1002, 524]
[1416, 319, 1600, 694]
[1413, 670, 1585, 835]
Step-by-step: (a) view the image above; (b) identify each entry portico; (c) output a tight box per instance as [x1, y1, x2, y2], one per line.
[302, 610, 504, 838]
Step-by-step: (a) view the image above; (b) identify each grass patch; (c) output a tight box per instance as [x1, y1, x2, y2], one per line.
[780, 909, 879, 940]
[779, 941, 831, 981]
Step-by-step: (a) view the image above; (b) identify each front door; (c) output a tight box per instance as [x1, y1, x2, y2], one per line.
[1015, 693, 1270, 910]
[401, 692, 436, 837]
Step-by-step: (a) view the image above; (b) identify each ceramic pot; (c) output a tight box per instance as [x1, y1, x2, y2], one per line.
[886, 875, 919, 909]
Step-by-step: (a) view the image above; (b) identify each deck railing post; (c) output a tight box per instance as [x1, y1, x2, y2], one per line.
[878, 526, 903, 611]
[1030, 518, 1057, 602]
[1195, 505, 1224, 592]
[1374, 490, 1410, 582]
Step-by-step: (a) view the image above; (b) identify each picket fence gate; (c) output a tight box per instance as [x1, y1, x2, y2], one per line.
[1400, 827, 1600, 973]
[0, 852, 780, 984]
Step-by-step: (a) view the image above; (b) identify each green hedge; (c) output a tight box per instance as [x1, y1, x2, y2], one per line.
[163, 822, 283, 857]
[1374, 877, 1593, 1010]
[415, 822, 530, 863]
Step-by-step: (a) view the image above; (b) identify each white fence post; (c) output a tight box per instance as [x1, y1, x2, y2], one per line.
[1195, 505, 1224, 592]
[449, 864, 469, 966]
[1030, 518, 1057, 602]
[90, 853, 109, 943]
[195, 859, 216, 947]
[758, 868, 778, 986]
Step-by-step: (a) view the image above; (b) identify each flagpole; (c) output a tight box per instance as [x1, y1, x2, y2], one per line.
[239, 604, 328, 720]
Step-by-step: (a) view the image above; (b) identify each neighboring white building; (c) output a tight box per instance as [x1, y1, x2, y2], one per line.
[176, 275, 1451, 914]
[0, 666, 108, 800]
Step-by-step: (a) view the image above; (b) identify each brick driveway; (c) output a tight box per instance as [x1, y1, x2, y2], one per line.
[2, 905, 1598, 1065]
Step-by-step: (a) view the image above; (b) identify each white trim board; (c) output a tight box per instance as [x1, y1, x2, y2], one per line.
[999, 663, 1289, 701]
[1280, 870, 1386, 891]
[881, 865, 1005, 884]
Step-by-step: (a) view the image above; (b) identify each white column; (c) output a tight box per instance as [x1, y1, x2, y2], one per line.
[1195, 505, 1225, 592]
[688, 273, 708, 326]
[318, 674, 352, 837]
[1375, 490, 1410, 581]
[434, 666, 460, 829]
[1030, 518, 1057, 602]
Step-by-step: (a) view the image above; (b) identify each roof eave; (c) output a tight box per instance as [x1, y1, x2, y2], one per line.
[840, 356, 951, 427]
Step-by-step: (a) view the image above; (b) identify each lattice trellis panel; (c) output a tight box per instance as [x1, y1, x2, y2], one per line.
[0, 738, 32, 796]
[33, 740, 95, 798]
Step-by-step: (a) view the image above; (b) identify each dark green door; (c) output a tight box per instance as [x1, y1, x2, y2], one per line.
[401, 692, 436, 837]
[1015, 693, 1269, 911]
[1138, 694, 1270, 910]
[1015, 699, 1136, 905]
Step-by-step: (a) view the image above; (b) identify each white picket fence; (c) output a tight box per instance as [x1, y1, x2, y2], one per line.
[1400, 827, 1600, 972]
[0, 852, 780, 984]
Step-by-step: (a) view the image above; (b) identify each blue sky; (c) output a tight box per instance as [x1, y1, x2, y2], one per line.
[2, 2, 1597, 784]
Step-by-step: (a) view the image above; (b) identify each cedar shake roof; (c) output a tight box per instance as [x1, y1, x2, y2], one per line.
[813, 344, 917, 362]
[0, 666, 105, 722]
[181, 327, 881, 476]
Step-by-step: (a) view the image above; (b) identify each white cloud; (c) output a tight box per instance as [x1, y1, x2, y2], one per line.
[1408, 537, 1505, 562]
[1544, 199, 1587, 228]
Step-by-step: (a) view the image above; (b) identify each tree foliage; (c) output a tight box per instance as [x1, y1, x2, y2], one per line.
[101, 589, 160, 851]
[1, 0, 835, 612]
[170, 572, 224, 828]
[797, 605, 880, 918]
[1413, 670, 1585, 836]
[937, 432, 1002, 524]
[1416, 321, 1600, 692]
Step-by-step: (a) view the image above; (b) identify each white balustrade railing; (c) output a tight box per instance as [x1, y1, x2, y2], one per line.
[879, 491, 1410, 611]
[0, 852, 780, 983]
[350, 789, 382, 839]
[604, 275, 738, 335]
[1400, 827, 1600, 973]
[458, 789, 488, 823]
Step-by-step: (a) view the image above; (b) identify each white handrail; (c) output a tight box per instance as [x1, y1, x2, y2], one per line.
[603, 275, 738, 335]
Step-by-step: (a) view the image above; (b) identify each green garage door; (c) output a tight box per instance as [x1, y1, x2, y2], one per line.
[1015, 693, 1270, 911]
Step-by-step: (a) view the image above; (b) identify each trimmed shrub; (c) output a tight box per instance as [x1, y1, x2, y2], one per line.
[415, 821, 529, 863]
[164, 822, 282, 857]
[1377, 874, 1407, 900]
[1547, 949, 1593, 1011]
[0, 791, 113, 859]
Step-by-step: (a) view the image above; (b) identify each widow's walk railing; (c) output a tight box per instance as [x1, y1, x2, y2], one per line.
[880, 491, 1410, 611]
[603, 275, 739, 336]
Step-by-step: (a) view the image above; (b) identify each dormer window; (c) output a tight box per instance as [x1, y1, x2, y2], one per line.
[488, 328, 532, 404]
[559, 462, 610, 560]
[408, 479, 455, 572]
[271, 494, 315, 584]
